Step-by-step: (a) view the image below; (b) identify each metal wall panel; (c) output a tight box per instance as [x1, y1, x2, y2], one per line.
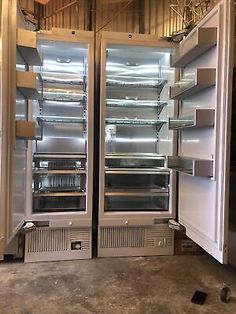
[18, 0, 222, 37]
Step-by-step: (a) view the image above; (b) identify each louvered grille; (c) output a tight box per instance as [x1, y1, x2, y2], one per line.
[100, 227, 146, 249]
[27, 228, 68, 252]
[100, 225, 173, 249]
[26, 227, 90, 253]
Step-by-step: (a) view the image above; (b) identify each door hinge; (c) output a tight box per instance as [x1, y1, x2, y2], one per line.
[224, 244, 227, 254]
[168, 219, 186, 233]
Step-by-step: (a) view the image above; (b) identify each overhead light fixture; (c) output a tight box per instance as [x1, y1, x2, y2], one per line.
[56, 58, 71, 63]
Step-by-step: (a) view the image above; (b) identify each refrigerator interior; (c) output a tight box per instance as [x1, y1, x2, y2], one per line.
[32, 39, 89, 213]
[101, 42, 175, 216]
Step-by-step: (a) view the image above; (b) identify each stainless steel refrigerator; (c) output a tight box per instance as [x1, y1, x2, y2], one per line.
[98, 0, 234, 264]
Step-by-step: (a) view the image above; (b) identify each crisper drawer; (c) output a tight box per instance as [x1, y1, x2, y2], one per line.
[33, 195, 86, 213]
[105, 193, 169, 212]
[105, 171, 169, 193]
[33, 154, 86, 170]
[33, 172, 86, 193]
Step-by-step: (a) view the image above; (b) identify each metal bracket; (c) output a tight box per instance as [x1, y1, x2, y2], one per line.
[20, 222, 36, 234]
[168, 219, 186, 233]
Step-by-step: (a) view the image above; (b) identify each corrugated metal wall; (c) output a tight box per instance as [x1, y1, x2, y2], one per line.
[19, 0, 217, 37]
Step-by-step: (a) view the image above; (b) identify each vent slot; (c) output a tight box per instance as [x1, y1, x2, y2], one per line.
[26, 227, 91, 253]
[100, 227, 146, 249]
[100, 225, 173, 249]
[27, 228, 68, 253]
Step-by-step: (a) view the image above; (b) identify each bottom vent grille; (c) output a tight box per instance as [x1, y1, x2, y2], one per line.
[100, 225, 173, 249]
[25, 227, 91, 262]
[100, 227, 146, 249]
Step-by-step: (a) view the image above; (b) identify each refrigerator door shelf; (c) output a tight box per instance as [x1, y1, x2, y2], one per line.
[170, 68, 216, 100]
[17, 71, 42, 100]
[17, 28, 42, 66]
[167, 156, 213, 177]
[171, 27, 217, 68]
[168, 109, 215, 130]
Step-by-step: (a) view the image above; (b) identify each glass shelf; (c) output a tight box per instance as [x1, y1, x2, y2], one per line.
[42, 72, 86, 86]
[105, 118, 166, 127]
[167, 156, 213, 177]
[106, 76, 168, 89]
[43, 87, 86, 102]
[37, 116, 86, 124]
[170, 68, 216, 100]
[106, 99, 167, 115]
[17, 29, 42, 66]
[169, 109, 215, 130]
[171, 27, 217, 68]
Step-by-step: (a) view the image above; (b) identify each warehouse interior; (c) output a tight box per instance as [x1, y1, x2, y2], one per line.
[1, 0, 236, 313]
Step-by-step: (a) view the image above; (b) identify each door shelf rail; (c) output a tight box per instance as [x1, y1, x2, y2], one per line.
[167, 156, 213, 177]
[170, 68, 216, 100]
[168, 108, 215, 130]
[171, 27, 217, 68]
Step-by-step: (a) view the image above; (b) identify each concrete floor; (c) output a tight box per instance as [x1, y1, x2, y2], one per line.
[0, 255, 236, 314]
